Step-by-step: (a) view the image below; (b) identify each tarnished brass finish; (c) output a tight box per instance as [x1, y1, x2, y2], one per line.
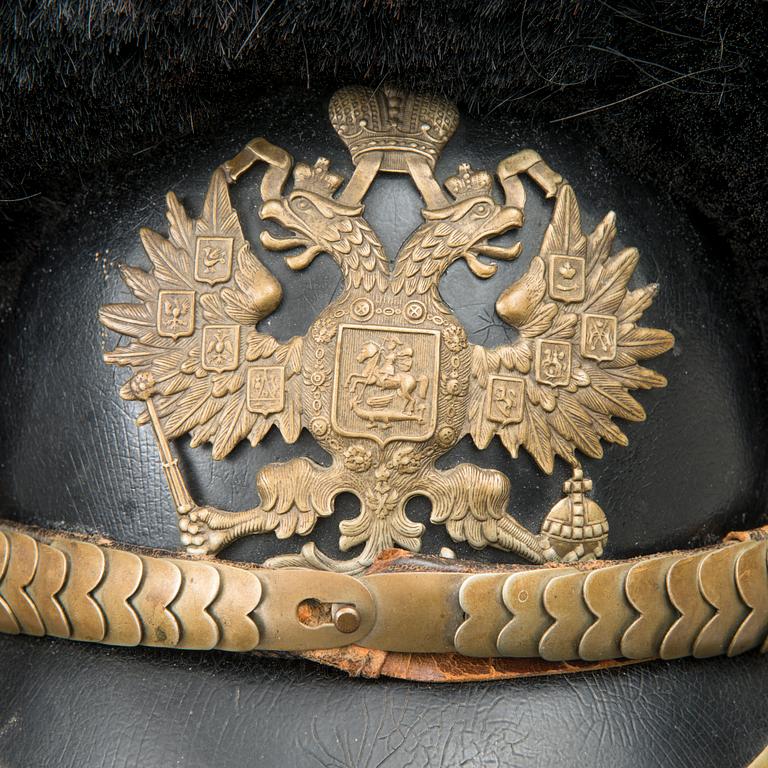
[1, 522, 767, 673]
[99, 86, 674, 573]
[332, 604, 362, 634]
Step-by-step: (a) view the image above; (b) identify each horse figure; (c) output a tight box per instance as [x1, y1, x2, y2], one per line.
[346, 340, 429, 417]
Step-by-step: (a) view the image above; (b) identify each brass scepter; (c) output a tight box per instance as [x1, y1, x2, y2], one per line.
[128, 372, 195, 522]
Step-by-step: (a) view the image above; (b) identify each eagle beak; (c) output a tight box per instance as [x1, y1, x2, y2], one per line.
[259, 199, 285, 222]
[474, 241, 523, 261]
[259, 200, 318, 269]
[464, 240, 522, 279]
[464, 251, 499, 278]
[284, 245, 325, 271]
[260, 230, 308, 251]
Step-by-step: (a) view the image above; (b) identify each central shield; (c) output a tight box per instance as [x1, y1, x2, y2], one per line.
[331, 324, 441, 446]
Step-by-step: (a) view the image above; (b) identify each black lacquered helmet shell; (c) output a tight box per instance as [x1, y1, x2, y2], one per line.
[1, 5, 767, 765]
[2, 89, 763, 568]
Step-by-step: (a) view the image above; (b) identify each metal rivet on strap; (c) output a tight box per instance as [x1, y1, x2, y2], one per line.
[332, 604, 361, 634]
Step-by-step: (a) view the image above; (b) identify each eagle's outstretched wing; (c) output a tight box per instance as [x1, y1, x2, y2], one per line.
[101, 168, 302, 460]
[466, 184, 673, 473]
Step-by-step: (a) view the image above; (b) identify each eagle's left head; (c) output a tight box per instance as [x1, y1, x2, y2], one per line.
[259, 158, 388, 291]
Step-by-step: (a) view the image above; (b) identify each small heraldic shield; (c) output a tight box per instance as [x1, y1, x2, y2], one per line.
[195, 236, 234, 285]
[331, 324, 440, 446]
[247, 366, 285, 415]
[99, 85, 675, 571]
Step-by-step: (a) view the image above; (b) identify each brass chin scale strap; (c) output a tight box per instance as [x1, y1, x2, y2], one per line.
[1, 522, 766, 676]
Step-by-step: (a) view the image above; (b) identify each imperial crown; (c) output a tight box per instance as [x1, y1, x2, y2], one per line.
[444, 163, 494, 200]
[329, 85, 459, 172]
[292, 158, 344, 195]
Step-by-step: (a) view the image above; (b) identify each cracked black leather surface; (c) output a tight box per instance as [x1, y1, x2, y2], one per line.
[0, 634, 766, 768]
[0, 89, 766, 767]
[0, 90, 764, 564]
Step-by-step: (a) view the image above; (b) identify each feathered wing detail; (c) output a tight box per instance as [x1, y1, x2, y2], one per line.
[321, 214, 389, 293]
[391, 220, 460, 296]
[466, 184, 674, 473]
[101, 168, 301, 460]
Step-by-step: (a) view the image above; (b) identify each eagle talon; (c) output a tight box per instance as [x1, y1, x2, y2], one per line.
[538, 535, 560, 562]
[177, 505, 238, 556]
[561, 545, 583, 563]
[99, 91, 673, 575]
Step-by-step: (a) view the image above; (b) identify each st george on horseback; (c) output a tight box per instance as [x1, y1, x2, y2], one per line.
[345, 335, 429, 428]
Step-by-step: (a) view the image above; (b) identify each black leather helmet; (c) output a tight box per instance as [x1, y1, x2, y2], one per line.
[1, 4, 767, 767]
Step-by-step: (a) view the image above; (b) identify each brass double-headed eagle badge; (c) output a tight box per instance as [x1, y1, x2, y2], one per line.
[100, 86, 674, 573]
